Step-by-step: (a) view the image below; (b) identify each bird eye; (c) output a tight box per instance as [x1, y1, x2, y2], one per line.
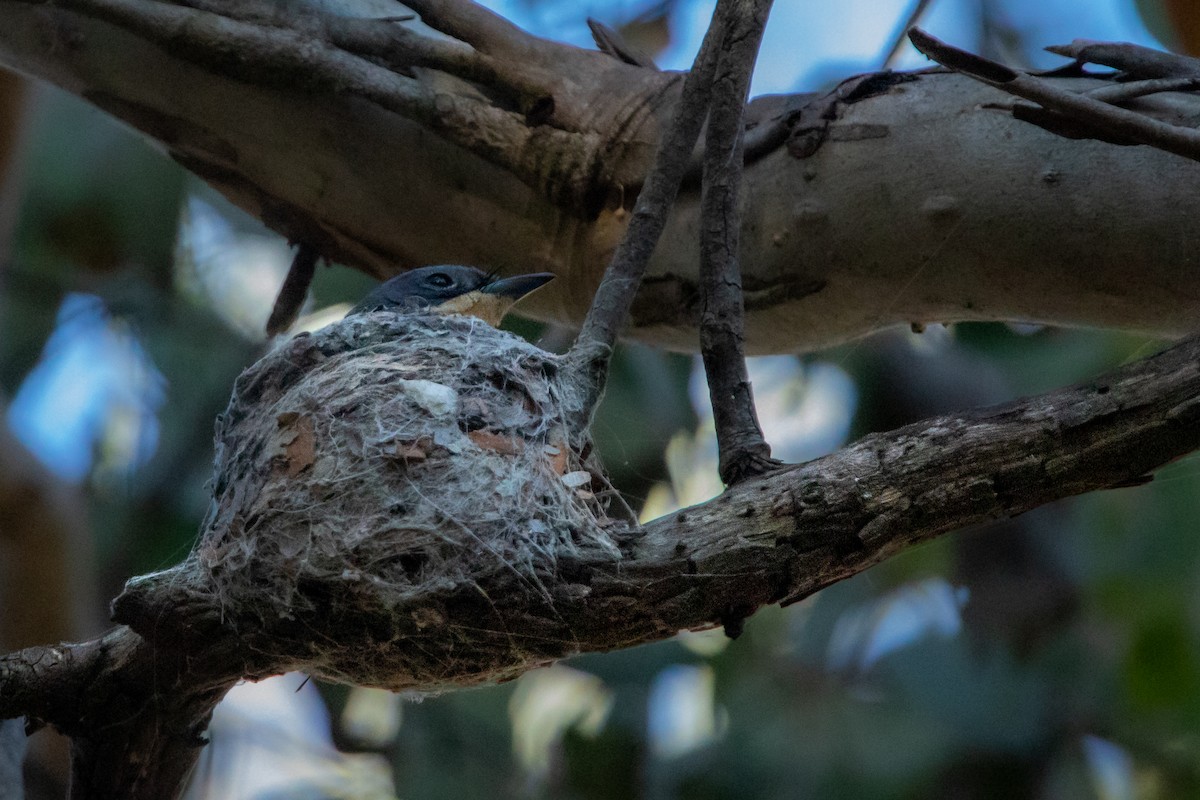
[427, 272, 453, 288]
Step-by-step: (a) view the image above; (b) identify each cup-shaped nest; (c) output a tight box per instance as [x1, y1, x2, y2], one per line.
[116, 314, 628, 691]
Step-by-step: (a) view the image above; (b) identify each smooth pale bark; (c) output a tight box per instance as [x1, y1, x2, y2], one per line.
[0, 0, 1196, 352]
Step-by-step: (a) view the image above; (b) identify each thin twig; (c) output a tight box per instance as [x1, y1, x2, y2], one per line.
[883, 0, 935, 69]
[1046, 39, 1200, 79]
[910, 28, 1200, 164]
[265, 243, 319, 336]
[699, 0, 779, 486]
[587, 18, 659, 69]
[1083, 76, 1200, 103]
[565, 4, 730, 428]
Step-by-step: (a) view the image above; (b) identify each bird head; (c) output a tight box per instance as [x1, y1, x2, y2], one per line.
[348, 265, 555, 326]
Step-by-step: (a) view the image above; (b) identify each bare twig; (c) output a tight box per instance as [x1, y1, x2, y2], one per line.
[883, 0, 935, 69]
[1046, 39, 1200, 78]
[910, 28, 1200, 163]
[1083, 76, 1200, 103]
[565, 4, 729, 427]
[699, 0, 779, 486]
[587, 18, 659, 69]
[265, 243, 319, 336]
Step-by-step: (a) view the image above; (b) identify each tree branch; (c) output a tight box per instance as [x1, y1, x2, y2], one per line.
[564, 2, 726, 425]
[910, 28, 1200, 163]
[11, 0, 629, 212]
[699, 0, 778, 486]
[265, 242, 319, 336]
[4, 325, 1200, 797]
[4, 2, 1200, 350]
[1045, 39, 1200, 78]
[0, 624, 256, 800]
[1083, 76, 1200, 103]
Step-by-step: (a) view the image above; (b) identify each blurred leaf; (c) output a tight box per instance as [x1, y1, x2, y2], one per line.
[561, 724, 642, 800]
[1124, 617, 1200, 711]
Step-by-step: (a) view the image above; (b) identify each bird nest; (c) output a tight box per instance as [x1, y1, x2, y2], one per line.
[116, 314, 629, 690]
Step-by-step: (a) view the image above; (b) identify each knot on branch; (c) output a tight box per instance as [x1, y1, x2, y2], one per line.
[115, 315, 629, 691]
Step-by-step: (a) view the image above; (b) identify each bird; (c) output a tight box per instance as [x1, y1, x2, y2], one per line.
[347, 265, 555, 326]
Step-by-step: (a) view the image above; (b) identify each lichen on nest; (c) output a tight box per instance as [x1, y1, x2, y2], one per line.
[120, 313, 631, 688]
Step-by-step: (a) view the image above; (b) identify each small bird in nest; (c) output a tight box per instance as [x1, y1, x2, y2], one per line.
[349, 265, 555, 326]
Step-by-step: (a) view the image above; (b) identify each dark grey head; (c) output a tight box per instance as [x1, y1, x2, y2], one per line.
[348, 265, 555, 324]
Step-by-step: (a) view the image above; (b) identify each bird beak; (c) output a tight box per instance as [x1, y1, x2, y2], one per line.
[480, 272, 556, 301]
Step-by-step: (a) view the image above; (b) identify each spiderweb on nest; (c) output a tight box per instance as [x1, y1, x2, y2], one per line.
[116, 313, 631, 690]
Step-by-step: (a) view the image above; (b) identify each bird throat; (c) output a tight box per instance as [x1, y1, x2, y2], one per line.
[432, 291, 515, 327]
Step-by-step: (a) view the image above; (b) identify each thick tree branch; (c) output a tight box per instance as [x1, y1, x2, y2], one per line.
[4, 2, 1200, 351]
[699, 0, 778, 485]
[0, 626, 249, 800]
[5, 325, 1200, 798]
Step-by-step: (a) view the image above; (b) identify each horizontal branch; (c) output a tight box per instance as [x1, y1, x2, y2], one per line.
[7, 324, 1200, 709]
[0, 624, 258, 799]
[609, 330, 1200, 629]
[3, 1, 1200, 351]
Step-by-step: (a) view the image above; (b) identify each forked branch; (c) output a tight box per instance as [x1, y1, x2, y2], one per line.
[910, 28, 1200, 163]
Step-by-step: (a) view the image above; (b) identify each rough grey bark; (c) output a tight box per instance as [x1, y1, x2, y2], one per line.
[4, 322, 1200, 799]
[698, 0, 777, 484]
[1, 0, 1198, 352]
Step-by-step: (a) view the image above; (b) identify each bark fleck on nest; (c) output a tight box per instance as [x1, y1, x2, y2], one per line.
[116, 314, 629, 690]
